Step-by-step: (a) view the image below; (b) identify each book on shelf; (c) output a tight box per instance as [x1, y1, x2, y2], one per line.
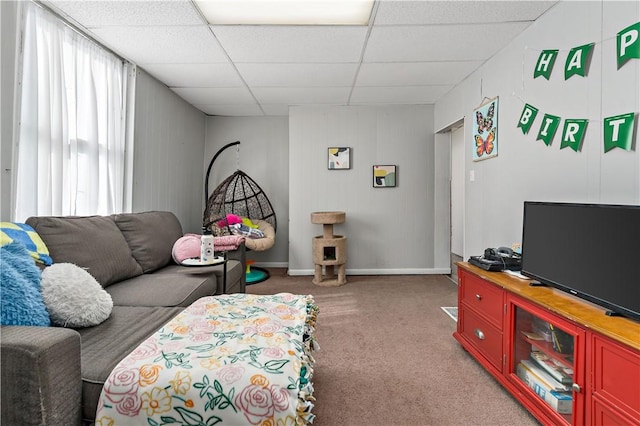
[517, 362, 573, 414]
[520, 360, 571, 392]
[530, 351, 574, 385]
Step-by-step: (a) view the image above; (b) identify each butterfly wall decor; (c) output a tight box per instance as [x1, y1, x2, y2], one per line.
[473, 97, 499, 161]
[476, 102, 495, 133]
[475, 128, 496, 157]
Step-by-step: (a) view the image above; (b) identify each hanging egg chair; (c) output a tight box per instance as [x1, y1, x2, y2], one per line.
[203, 141, 276, 284]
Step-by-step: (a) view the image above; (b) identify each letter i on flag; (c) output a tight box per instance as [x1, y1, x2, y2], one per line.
[537, 114, 561, 146]
[617, 22, 640, 69]
[518, 104, 539, 134]
[604, 113, 636, 152]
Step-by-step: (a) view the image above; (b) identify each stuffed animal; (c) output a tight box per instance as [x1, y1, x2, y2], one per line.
[216, 214, 243, 228]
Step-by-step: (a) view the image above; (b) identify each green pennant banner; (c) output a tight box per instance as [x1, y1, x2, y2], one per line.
[604, 112, 636, 152]
[534, 50, 558, 79]
[560, 119, 588, 152]
[518, 104, 539, 134]
[536, 114, 561, 146]
[565, 43, 594, 79]
[617, 21, 640, 69]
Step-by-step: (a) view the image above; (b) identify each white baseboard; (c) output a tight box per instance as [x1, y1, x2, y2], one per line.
[251, 262, 288, 268]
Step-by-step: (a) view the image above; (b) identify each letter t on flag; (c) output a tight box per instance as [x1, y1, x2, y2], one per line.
[518, 104, 539, 134]
[618, 22, 640, 69]
[534, 50, 559, 79]
[604, 113, 636, 152]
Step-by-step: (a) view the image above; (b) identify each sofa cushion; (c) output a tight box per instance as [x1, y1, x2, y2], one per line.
[41, 263, 113, 328]
[113, 211, 183, 273]
[105, 269, 217, 307]
[26, 216, 143, 287]
[77, 305, 184, 423]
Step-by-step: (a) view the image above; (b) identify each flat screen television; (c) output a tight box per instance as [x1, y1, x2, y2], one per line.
[521, 201, 640, 321]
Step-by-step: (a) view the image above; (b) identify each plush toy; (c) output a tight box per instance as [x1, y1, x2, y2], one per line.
[216, 214, 243, 228]
[241, 217, 259, 229]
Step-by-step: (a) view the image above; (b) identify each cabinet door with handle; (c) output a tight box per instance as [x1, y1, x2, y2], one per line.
[506, 295, 586, 426]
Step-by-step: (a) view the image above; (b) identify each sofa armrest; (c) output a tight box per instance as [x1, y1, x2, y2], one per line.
[1, 326, 82, 426]
[223, 241, 246, 293]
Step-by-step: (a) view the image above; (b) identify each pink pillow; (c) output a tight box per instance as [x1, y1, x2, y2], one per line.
[171, 234, 201, 263]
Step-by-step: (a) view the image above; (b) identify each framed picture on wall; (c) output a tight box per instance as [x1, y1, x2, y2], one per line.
[328, 147, 351, 169]
[472, 96, 498, 161]
[373, 165, 397, 187]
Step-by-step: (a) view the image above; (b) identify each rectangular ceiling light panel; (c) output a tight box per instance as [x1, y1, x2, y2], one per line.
[195, 0, 374, 25]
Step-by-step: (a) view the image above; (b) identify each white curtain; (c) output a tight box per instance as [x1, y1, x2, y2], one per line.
[15, 3, 133, 220]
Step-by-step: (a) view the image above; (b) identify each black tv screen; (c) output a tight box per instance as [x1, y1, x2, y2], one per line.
[521, 201, 640, 321]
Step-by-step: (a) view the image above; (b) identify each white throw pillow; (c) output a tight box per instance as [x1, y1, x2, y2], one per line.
[41, 263, 113, 328]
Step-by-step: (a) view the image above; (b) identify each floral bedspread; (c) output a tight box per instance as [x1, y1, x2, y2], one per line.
[95, 293, 319, 426]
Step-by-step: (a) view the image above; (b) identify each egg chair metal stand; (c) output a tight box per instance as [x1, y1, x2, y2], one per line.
[203, 141, 276, 284]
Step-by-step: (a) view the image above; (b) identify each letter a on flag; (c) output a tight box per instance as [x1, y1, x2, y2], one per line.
[565, 43, 594, 79]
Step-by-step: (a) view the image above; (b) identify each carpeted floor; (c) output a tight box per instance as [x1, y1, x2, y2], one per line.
[249, 269, 540, 426]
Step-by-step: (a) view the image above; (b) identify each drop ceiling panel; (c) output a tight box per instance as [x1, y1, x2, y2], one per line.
[350, 85, 452, 104]
[356, 61, 483, 86]
[212, 25, 369, 63]
[40, 0, 558, 116]
[91, 26, 228, 64]
[236, 63, 359, 87]
[252, 87, 351, 105]
[260, 104, 291, 116]
[142, 63, 242, 88]
[375, 1, 557, 25]
[194, 104, 265, 116]
[47, 0, 203, 26]
[171, 87, 256, 105]
[365, 22, 531, 62]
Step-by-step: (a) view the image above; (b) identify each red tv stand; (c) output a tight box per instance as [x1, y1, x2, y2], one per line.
[454, 262, 640, 426]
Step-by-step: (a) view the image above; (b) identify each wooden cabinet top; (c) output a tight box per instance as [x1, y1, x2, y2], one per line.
[457, 262, 640, 352]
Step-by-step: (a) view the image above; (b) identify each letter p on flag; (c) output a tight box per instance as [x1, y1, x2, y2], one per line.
[617, 22, 640, 69]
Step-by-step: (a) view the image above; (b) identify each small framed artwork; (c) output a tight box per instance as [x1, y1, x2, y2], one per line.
[328, 147, 351, 169]
[373, 165, 396, 187]
[472, 96, 498, 161]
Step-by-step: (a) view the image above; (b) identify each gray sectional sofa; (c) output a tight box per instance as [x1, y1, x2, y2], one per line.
[0, 211, 246, 425]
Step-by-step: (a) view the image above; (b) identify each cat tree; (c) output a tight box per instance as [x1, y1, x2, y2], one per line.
[311, 211, 346, 286]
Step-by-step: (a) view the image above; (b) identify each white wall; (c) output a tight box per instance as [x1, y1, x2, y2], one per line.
[0, 1, 19, 221]
[288, 105, 450, 275]
[435, 0, 640, 259]
[204, 116, 289, 266]
[131, 69, 207, 233]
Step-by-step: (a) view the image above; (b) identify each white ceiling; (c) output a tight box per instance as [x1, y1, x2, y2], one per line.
[44, 0, 558, 117]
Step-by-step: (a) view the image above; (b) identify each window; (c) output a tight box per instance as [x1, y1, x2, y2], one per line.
[14, 2, 134, 220]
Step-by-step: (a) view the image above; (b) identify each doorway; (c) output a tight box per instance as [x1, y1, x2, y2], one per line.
[450, 123, 465, 282]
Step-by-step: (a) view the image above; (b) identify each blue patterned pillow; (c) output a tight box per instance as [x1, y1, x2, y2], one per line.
[0, 241, 51, 326]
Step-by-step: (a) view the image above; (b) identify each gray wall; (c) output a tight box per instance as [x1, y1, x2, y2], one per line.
[435, 0, 640, 259]
[204, 116, 289, 266]
[132, 69, 206, 233]
[288, 105, 450, 275]
[0, 1, 18, 221]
